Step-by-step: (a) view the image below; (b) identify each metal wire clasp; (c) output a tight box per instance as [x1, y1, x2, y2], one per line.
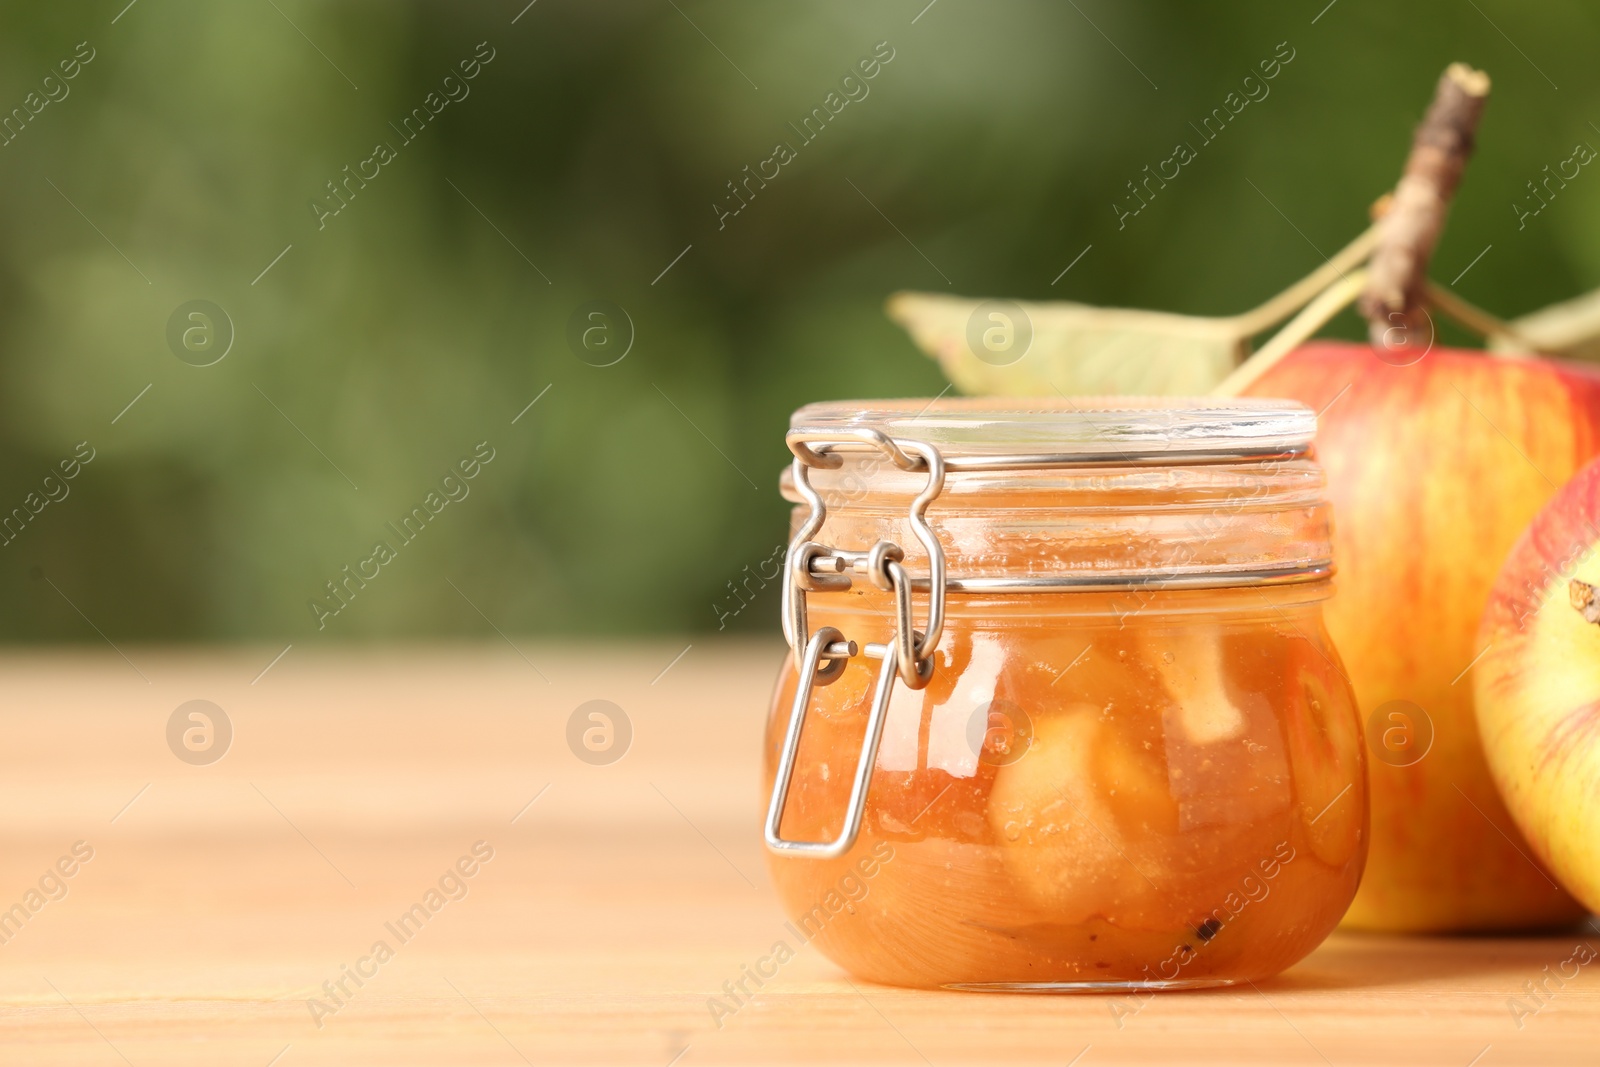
[764, 427, 947, 858]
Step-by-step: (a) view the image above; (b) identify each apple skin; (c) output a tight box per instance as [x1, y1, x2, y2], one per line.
[1245, 341, 1594, 931]
[1475, 455, 1600, 914]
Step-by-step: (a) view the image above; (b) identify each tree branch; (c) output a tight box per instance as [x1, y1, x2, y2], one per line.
[1359, 63, 1490, 349]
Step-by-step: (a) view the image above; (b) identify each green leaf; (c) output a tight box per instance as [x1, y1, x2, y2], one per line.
[886, 224, 1382, 398]
[886, 291, 1248, 397]
[1496, 286, 1600, 362]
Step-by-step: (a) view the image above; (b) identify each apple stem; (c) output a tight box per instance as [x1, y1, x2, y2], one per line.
[1359, 64, 1490, 349]
[1569, 579, 1600, 625]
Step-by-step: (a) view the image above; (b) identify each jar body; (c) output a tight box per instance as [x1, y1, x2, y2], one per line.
[762, 585, 1366, 990]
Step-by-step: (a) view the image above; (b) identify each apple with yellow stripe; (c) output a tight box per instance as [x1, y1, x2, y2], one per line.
[1245, 340, 1597, 931]
[1474, 455, 1600, 915]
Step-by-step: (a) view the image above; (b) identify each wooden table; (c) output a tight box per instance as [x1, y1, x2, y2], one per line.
[2, 642, 1596, 1065]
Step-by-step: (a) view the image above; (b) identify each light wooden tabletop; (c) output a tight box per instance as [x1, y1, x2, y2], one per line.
[2, 641, 1596, 1065]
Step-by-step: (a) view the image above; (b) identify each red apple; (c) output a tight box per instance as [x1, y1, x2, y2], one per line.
[1475, 455, 1600, 914]
[1244, 340, 1598, 931]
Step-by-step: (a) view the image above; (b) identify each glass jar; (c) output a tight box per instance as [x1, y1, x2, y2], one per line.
[761, 397, 1366, 991]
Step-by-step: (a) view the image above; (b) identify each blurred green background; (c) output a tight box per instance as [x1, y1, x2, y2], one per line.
[1, 0, 1596, 642]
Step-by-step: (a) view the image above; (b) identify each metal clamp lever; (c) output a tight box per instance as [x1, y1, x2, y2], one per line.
[763, 628, 898, 860]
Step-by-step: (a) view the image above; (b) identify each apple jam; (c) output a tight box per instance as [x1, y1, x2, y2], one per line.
[763, 398, 1366, 990]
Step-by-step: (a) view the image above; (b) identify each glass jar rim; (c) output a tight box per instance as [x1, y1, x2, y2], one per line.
[789, 396, 1316, 464]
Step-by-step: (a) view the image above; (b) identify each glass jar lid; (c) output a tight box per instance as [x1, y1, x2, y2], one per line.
[788, 395, 1315, 466]
[780, 396, 1331, 593]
